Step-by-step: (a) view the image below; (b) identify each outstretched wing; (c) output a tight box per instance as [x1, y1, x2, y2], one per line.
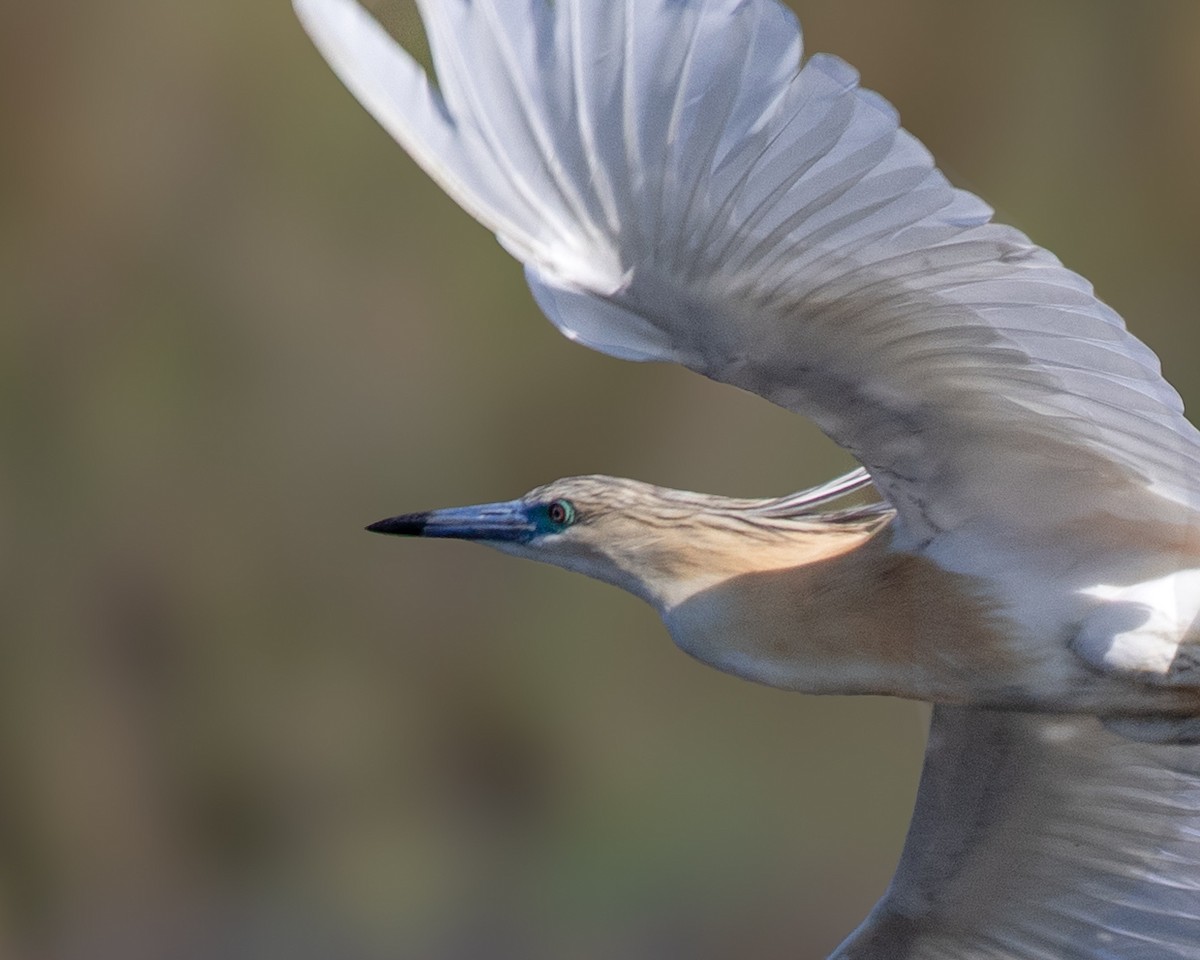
[292, 0, 1200, 548]
[834, 707, 1200, 959]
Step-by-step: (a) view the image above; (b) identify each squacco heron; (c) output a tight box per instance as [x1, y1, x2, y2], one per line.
[295, 1, 1200, 955]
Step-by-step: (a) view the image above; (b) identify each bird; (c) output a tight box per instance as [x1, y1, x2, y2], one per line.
[293, 0, 1200, 956]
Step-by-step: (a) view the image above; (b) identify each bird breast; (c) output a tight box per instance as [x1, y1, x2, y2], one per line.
[660, 524, 1021, 702]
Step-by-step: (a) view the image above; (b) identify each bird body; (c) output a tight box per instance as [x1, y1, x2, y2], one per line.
[669, 520, 1200, 715]
[296, 0, 1200, 954]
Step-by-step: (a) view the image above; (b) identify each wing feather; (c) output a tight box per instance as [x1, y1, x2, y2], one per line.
[833, 708, 1200, 959]
[294, 0, 1200, 541]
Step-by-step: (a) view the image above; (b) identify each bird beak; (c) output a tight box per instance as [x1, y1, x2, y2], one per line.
[366, 499, 536, 542]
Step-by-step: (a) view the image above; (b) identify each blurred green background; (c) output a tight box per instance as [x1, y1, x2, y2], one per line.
[4, 1, 1199, 957]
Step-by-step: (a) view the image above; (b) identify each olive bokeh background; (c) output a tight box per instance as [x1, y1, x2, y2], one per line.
[5, 2, 1200, 957]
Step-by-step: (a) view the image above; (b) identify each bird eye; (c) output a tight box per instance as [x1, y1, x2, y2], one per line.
[547, 499, 575, 527]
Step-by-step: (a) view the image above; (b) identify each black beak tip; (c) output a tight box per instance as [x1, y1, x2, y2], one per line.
[366, 512, 429, 536]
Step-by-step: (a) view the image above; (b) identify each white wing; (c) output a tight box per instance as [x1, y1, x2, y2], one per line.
[293, 0, 1200, 549]
[834, 707, 1200, 959]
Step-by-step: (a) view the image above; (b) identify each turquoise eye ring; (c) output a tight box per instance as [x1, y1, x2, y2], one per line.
[547, 499, 575, 528]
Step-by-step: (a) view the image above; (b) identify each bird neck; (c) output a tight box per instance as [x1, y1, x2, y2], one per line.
[651, 517, 1012, 699]
[628, 514, 889, 613]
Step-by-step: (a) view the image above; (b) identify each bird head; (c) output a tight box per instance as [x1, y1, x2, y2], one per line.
[368, 474, 889, 612]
